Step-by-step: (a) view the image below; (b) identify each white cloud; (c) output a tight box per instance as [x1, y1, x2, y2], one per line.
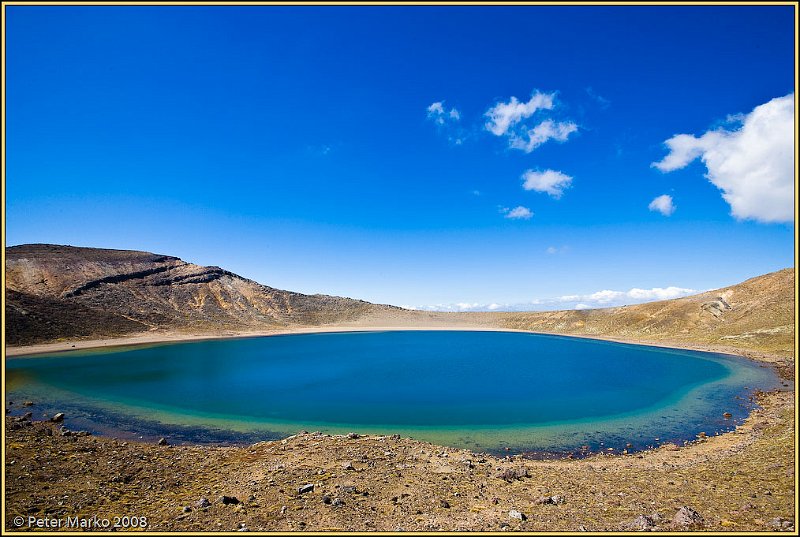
[652, 93, 794, 223]
[427, 101, 444, 115]
[509, 120, 578, 153]
[500, 205, 533, 220]
[427, 101, 461, 126]
[485, 91, 555, 136]
[648, 194, 675, 216]
[546, 245, 569, 255]
[411, 285, 697, 312]
[484, 90, 577, 153]
[522, 169, 573, 199]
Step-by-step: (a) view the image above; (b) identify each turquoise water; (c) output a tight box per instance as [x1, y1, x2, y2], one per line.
[5, 331, 780, 454]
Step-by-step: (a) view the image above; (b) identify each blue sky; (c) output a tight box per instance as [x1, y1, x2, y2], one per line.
[5, 5, 795, 310]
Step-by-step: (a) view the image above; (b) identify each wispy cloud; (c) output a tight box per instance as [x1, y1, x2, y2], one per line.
[522, 169, 573, 199]
[485, 91, 555, 136]
[509, 120, 578, 153]
[484, 90, 577, 153]
[652, 93, 794, 223]
[500, 205, 533, 220]
[427, 100, 465, 144]
[408, 285, 698, 312]
[585, 86, 610, 109]
[648, 194, 675, 216]
[427, 101, 461, 125]
[546, 245, 569, 255]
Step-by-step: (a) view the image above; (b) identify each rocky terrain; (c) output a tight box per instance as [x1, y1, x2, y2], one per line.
[4, 390, 794, 532]
[4, 244, 795, 532]
[5, 244, 400, 345]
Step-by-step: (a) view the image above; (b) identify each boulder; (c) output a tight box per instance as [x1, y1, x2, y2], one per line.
[509, 509, 527, 521]
[672, 506, 704, 527]
[498, 467, 529, 482]
[624, 514, 660, 531]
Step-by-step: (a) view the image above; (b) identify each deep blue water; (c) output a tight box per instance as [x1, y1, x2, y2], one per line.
[5, 331, 780, 453]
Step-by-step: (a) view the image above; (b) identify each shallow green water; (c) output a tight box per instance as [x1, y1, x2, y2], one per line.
[5, 330, 780, 454]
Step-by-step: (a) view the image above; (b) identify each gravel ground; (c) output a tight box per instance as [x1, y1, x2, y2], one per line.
[4, 390, 794, 532]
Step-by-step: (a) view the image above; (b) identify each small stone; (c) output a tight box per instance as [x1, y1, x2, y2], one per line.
[247, 494, 256, 502]
[535, 495, 565, 505]
[322, 495, 332, 504]
[195, 498, 211, 508]
[51, 413, 65, 423]
[509, 509, 527, 521]
[390, 434, 401, 440]
[332, 497, 345, 507]
[697, 432, 707, 439]
[439, 500, 450, 509]
[498, 467, 529, 482]
[219, 495, 240, 505]
[723, 412, 733, 419]
[342, 461, 355, 471]
[625, 514, 658, 531]
[22, 401, 34, 407]
[298, 483, 314, 494]
[347, 432, 360, 439]
[280, 506, 287, 515]
[673, 506, 704, 527]
[182, 506, 192, 513]
[157, 437, 168, 446]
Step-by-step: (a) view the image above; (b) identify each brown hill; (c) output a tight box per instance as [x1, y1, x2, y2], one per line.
[4, 244, 794, 361]
[5, 244, 397, 344]
[475, 268, 795, 358]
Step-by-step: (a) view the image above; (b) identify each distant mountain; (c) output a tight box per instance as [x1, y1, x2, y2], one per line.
[5, 244, 398, 345]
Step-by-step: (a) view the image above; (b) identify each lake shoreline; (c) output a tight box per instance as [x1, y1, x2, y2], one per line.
[4, 389, 794, 531]
[5, 324, 792, 372]
[5, 325, 795, 531]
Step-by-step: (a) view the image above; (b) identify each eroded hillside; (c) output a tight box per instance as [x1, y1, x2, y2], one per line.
[5, 244, 396, 344]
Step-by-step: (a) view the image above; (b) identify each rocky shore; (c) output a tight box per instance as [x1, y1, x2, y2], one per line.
[4, 389, 794, 532]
